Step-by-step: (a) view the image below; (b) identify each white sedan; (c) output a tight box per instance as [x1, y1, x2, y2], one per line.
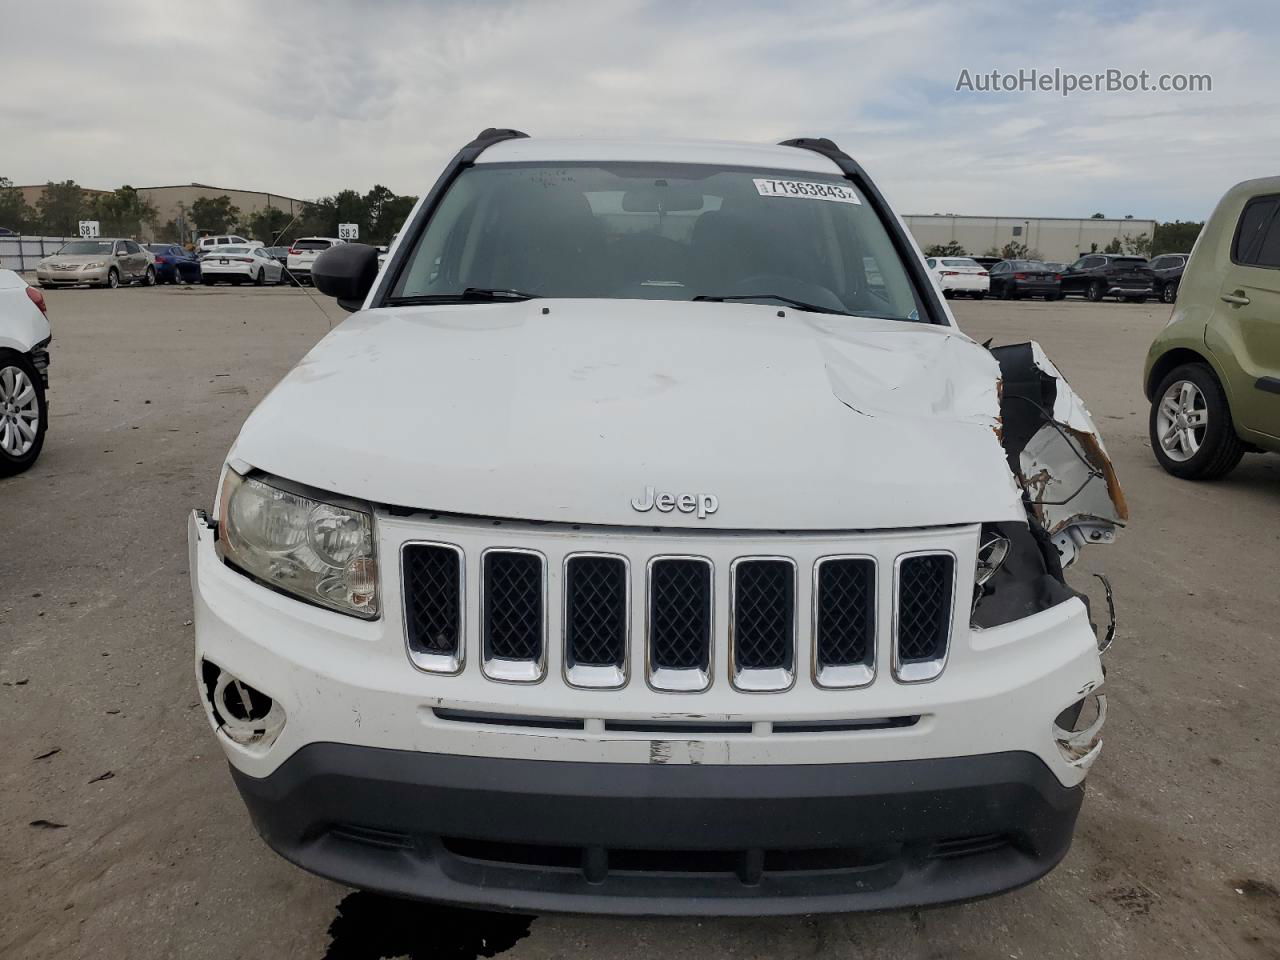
[199, 246, 284, 286]
[925, 256, 989, 299]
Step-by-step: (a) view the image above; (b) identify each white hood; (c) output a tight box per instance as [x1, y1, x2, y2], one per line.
[230, 299, 1024, 530]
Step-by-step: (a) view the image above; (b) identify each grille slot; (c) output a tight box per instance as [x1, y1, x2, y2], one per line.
[648, 557, 713, 688]
[895, 553, 955, 682]
[731, 558, 796, 689]
[563, 554, 628, 686]
[482, 549, 545, 681]
[814, 557, 876, 687]
[401, 543, 464, 672]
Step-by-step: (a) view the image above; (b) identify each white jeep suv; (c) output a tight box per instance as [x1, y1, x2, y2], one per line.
[189, 130, 1124, 915]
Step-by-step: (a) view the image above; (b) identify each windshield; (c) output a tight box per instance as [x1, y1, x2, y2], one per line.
[1010, 260, 1048, 270]
[58, 240, 113, 255]
[216, 246, 251, 254]
[940, 258, 977, 267]
[293, 239, 331, 250]
[388, 162, 923, 320]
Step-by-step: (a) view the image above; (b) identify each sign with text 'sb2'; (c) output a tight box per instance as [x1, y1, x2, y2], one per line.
[338, 223, 359, 241]
[78, 220, 100, 238]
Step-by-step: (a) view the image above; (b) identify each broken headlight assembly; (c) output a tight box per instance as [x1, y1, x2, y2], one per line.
[970, 521, 1078, 630]
[216, 467, 379, 619]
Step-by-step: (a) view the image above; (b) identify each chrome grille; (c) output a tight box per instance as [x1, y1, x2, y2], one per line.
[482, 549, 545, 681]
[648, 557, 713, 691]
[731, 558, 796, 690]
[398, 530, 961, 690]
[563, 554, 628, 687]
[814, 557, 875, 687]
[402, 543, 463, 672]
[894, 553, 955, 683]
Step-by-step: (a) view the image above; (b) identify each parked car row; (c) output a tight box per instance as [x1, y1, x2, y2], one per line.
[926, 251, 1190, 304]
[30, 237, 348, 289]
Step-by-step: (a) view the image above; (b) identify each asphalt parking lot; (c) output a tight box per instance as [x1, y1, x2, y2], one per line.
[2, 285, 1278, 960]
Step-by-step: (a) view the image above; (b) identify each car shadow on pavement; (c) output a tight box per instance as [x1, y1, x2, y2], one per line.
[322, 891, 534, 959]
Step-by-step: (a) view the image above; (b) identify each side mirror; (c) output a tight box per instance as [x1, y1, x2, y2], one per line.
[313, 243, 379, 312]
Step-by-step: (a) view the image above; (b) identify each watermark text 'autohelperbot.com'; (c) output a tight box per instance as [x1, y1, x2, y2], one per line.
[955, 68, 1212, 98]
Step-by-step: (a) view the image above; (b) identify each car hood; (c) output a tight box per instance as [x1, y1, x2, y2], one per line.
[230, 300, 1024, 530]
[41, 254, 108, 266]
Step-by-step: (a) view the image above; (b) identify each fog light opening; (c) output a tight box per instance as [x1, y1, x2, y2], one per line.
[202, 660, 286, 747]
[1052, 690, 1106, 766]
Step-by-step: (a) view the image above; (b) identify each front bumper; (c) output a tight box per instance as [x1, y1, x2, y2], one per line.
[232, 743, 1081, 915]
[37, 267, 106, 284]
[190, 508, 1106, 912]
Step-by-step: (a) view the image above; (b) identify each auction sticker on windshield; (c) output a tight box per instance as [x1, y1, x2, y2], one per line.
[754, 178, 861, 203]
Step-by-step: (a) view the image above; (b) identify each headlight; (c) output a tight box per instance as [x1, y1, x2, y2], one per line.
[82, 261, 104, 270]
[970, 521, 1075, 629]
[216, 468, 378, 618]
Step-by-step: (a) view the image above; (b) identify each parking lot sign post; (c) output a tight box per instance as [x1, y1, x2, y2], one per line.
[338, 223, 359, 241]
[78, 220, 100, 238]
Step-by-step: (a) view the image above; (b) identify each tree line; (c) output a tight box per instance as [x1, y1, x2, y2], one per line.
[0, 178, 162, 238]
[0, 177, 417, 247]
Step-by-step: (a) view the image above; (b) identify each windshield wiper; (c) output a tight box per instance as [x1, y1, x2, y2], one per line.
[692, 293, 849, 316]
[385, 287, 542, 306]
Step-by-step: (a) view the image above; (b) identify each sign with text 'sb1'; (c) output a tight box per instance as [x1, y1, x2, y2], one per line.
[338, 223, 359, 240]
[78, 220, 100, 238]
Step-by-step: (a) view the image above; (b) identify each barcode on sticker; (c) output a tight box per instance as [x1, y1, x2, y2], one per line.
[754, 178, 861, 204]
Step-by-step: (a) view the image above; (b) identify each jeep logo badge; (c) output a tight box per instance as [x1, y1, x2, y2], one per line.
[630, 486, 719, 519]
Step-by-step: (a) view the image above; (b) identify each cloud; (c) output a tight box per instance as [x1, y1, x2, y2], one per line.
[1, 0, 1275, 220]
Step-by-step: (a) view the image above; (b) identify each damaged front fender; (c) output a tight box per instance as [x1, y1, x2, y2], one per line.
[991, 342, 1128, 567]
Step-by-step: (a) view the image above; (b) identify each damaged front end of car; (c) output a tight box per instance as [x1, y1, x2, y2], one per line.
[979, 341, 1127, 766]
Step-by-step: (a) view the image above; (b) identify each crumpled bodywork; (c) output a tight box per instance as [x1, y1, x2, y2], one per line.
[991, 342, 1128, 566]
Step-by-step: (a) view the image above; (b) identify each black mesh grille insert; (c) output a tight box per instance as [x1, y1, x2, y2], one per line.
[649, 559, 712, 672]
[816, 558, 875, 667]
[564, 555, 627, 668]
[402, 544, 462, 656]
[897, 554, 954, 663]
[732, 560, 795, 672]
[483, 551, 543, 662]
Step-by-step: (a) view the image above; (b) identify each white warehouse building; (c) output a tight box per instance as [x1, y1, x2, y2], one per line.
[902, 215, 1157, 263]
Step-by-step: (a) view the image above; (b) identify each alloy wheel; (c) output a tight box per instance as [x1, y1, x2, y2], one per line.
[1155, 379, 1207, 462]
[0, 365, 39, 458]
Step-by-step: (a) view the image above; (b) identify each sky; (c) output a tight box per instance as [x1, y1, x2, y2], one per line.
[3, 0, 1277, 221]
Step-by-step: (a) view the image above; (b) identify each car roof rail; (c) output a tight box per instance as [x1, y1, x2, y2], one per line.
[459, 128, 529, 164]
[777, 137, 866, 179]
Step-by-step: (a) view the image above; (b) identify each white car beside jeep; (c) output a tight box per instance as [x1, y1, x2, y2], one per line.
[285, 237, 345, 284]
[0, 269, 51, 476]
[189, 130, 1124, 915]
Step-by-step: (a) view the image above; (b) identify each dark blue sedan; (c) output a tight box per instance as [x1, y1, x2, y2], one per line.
[144, 244, 201, 284]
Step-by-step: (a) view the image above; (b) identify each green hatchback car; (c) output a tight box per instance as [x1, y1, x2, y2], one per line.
[1145, 176, 1280, 479]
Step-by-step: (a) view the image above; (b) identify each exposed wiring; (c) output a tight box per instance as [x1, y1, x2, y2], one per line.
[1004, 393, 1105, 506]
